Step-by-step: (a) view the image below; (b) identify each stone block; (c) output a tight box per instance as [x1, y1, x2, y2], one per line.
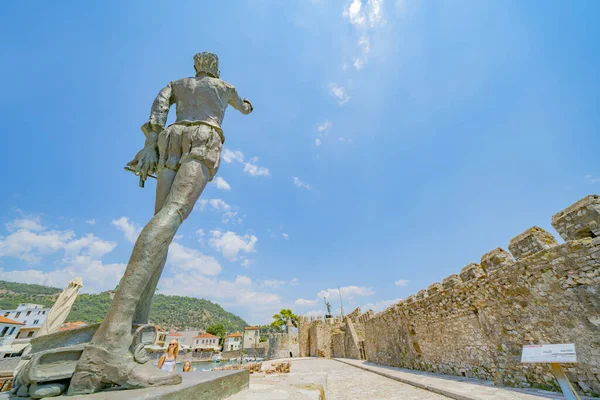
[29, 382, 66, 398]
[62, 370, 249, 400]
[442, 274, 462, 289]
[459, 263, 485, 282]
[26, 345, 84, 383]
[415, 289, 428, 300]
[480, 248, 515, 273]
[427, 282, 443, 296]
[551, 194, 600, 241]
[508, 227, 558, 260]
[405, 295, 416, 303]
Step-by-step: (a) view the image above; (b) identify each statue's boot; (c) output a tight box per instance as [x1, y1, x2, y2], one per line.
[67, 344, 182, 395]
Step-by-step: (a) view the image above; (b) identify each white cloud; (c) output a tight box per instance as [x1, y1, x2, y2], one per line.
[240, 258, 254, 269]
[318, 286, 375, 300]
[0, 216, 124, 292]
[282, 233, 289, 240]
[63, 234, 116, 259]
[222, 148, 269, 178]
[85, 219, 96, 225]
[208, 199, 231, 212]
[362, 298, 402, 312]
[167, 242, 222, 276]
[0, 226, 75, 264]
[330, 83, 350, 105]
[260, 278, 298, 288]
[317, 121, 332, 132]
[261, 280, 287, 288]
[344, 0, 385, 28]
[343, 0, 385, 71]
[353, 36, 371, 70]
[222, 149, 245, 164]
[358, 35, 371, 53]
[209, 230, 258, 261]
[367, 0, 384, 27]
[315, 121, 331, 147]
[213, 177, 231, 190]
[338, 137, 353, 143]
[6, 217, 45, 232]
[295, 298, 319, 306]
[111, 217, 142, 244]
[293, 177, 311, 190]
[196, 199, 242, 224]
[353, 58, 365, 70]
[244, 157, 270, 177]
[394, 279, 409, 287]
[160, 272, 283, 324]
[343, 0, 366, 25]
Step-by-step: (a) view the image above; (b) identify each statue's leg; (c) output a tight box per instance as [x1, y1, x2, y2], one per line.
[133, 168, 177, 325]
[69, 160, 210, 395]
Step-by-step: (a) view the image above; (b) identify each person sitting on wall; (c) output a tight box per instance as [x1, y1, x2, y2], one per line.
[157, 340, 179, 373]
[182, 361, 192, 372]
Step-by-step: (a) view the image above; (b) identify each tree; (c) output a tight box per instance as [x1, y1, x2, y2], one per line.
[206, 323, 226, 338]
[259, 324, 280, 335]
[270, 309, 298, 330]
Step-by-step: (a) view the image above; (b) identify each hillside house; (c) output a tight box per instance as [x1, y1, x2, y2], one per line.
[224, 332, 242, 351]
[192, 332, 220, 351]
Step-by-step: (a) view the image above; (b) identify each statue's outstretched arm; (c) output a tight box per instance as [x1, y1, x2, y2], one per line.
[127, 83, 174, 184]
[227, 83, 253, 115]
[142, 82, 174, 136]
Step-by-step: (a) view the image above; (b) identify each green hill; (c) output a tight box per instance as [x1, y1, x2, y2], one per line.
[0, 280, 247, 333]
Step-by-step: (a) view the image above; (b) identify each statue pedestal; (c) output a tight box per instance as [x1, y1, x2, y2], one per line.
[1, 370, 249, 400]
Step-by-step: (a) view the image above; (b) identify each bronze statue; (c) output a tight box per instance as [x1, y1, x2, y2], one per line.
[68, 52, 253, 395]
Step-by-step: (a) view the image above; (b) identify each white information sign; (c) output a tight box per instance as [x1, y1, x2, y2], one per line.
[521, 344, 577, 363]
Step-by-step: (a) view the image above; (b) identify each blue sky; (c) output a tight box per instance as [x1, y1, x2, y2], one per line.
[1, 0, 599, 324]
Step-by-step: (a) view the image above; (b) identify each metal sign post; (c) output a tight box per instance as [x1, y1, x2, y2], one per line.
[521, 344, 580, 400]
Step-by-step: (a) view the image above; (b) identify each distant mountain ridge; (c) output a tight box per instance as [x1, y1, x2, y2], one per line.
[0, 280, 247, 333]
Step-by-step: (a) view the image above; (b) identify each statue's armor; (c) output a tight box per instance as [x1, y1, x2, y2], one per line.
[145, 76, 252, 140]
[142, 76, 252, 181]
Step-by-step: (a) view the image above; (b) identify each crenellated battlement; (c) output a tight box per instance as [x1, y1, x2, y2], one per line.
[552, 194, 600, 241]
[298, 194, 600, 397]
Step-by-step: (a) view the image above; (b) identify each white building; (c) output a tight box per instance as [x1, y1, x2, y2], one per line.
[243, 326, 260, 349]
[224, 332, 242, 351]
[163, 330, 204, 350]
[0, 304, 50, 354]
[0, 316, 25, 358]
[192, 332, 220, 351]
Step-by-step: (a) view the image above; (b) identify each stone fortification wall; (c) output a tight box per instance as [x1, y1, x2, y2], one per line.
[299, 195, 600, 397]
[266, 332, 300, 359]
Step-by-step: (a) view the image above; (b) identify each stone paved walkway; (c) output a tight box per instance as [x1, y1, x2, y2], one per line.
[229, 358, 449, 399]
[334, 358, 594, 400]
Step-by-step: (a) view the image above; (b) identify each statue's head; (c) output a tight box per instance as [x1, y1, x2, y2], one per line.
[194, 52, 220, 79]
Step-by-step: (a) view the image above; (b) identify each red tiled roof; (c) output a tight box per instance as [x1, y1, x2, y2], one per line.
[244, 326, 259, 330]
[194, 333, 219, 339]
[168, 331, 184, 336]
[0, 316, 24, 325]
[225, 332, 242, 338]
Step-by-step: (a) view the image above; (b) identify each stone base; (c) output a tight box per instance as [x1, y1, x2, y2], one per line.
[0, 370, 249, 400]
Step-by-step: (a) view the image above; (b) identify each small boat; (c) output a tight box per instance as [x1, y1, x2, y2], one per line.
[213, 355, 222, 363]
